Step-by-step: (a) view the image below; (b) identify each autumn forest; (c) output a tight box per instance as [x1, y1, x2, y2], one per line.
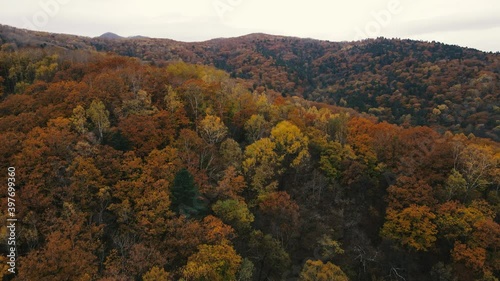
[0, 25, 499, 281]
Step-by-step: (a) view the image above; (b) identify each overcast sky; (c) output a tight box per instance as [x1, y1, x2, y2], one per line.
[1, 0, 499, 52]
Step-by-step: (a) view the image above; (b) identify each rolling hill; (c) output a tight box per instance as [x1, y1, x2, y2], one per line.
[0, 24, 499, 140]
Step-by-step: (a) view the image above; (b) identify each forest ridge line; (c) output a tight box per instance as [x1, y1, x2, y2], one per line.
[1, 23, 499, 141]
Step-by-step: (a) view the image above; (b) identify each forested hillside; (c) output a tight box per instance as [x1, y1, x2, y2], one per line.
[0, 40, 498, 281]
[1, 24, 498, 140]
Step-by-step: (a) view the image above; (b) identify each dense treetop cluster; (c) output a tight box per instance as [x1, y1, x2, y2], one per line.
[0, 26, 499, 280]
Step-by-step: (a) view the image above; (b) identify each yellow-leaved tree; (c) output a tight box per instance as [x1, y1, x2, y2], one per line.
[183, 242, 242, 281]
[270, 120, 309, 168]
[142, 266, 170, 281]
[299, 260, 348, 281]
[381, 205, 438, 251]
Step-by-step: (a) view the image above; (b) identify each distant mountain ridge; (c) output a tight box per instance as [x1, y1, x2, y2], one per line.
[98, 32, 123, 39]
[97, 32, 150, 40]
[0, 24, 498, 140]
